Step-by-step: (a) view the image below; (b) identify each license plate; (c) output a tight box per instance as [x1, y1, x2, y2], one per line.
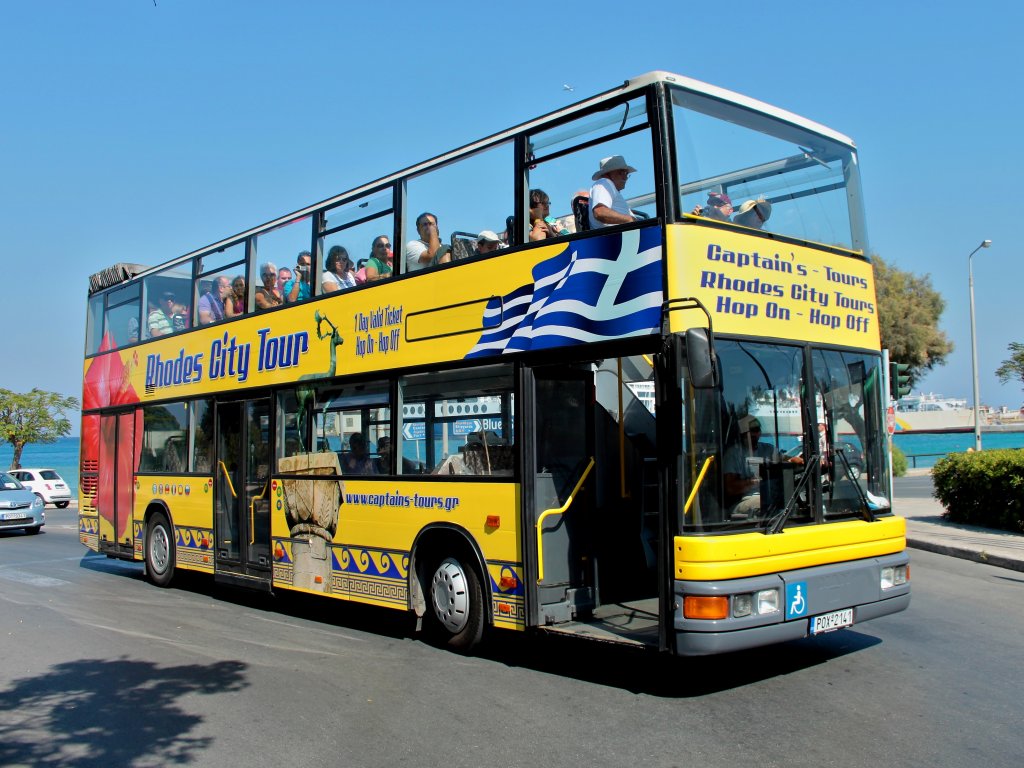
[2, 511, 26, 520]
[810, 608, 853, 635]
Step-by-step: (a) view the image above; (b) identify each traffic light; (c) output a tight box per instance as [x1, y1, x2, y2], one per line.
[889, 362, 911, 400]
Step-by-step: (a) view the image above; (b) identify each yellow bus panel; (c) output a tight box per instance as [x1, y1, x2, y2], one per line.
[675, 516, 906, 581]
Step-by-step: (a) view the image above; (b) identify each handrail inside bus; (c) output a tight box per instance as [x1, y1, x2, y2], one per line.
[684, 456, 714, 517]
[625, 150, 840, 211]
[249, 481, 269, 546]
[536, 457, 595, 584]
[218, 461, 238, 498]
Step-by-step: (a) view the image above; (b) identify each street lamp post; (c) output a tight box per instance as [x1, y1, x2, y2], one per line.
[969, 239, 993, 452]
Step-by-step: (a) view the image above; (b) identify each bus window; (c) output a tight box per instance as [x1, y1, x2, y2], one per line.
[101, 281, 141, 350]
[252, 215, 314, 310]
[277, 381, 391, 477]
[192, 400, 214, 473]
[400, 364, 515, 476]
[143, 264, 192, 339]
[86, 294, 104, 354]
[402, 141, 513, 273]
[322, 189, 395, 287]
[526, 95, 655, 237]
[139, 402, 189, 473]
[195, 242, 247, 322]
[671, 86, 866, 252]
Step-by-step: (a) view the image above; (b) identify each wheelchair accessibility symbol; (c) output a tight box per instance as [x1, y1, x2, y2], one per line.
[786, 581, 808, 619]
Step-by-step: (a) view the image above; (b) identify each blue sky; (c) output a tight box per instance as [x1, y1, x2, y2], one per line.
[2, 0, 1023, 430]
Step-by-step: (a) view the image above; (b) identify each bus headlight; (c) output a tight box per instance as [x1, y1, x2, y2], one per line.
[756, 589, 780, 614]
[731, 589, 779, 618]
[733, 594, 753, 617]
[881, 565, 909, 590]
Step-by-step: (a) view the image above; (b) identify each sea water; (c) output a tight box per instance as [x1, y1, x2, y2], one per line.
[0, 436, 80, 495]
[893, 431, 1024, 468]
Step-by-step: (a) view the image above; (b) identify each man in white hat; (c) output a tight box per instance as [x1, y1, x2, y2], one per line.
[475, 230, 502, 256]
[588, 155, 637, 229]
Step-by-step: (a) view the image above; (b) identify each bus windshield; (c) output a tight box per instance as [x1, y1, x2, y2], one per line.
[684, 340, 889, 533]
[671, 85, 866, 253]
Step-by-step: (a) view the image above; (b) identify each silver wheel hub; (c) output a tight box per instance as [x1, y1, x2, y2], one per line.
[151, 525, 170, 573]
[431, 558, 469, 634]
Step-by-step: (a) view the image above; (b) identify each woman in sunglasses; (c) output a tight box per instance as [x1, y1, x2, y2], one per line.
[255, 262, 283, 310]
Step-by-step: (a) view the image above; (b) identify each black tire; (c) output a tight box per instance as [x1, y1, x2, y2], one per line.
[145, 512, 175, 587]
[34, 493, 45, 505]
[426, 555, 485, 651]
[55, 501, 70, 509]
[25, 526, 42, 535]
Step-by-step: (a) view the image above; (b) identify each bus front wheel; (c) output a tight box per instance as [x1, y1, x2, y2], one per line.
[145, 512, 175, 588]
[427, 556, 485, 651]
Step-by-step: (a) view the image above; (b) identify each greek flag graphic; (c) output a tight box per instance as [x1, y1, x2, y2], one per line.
[466, 228, 663, 358]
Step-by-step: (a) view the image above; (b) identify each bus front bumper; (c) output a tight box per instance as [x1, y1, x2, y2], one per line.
[672, 552, 911, 656]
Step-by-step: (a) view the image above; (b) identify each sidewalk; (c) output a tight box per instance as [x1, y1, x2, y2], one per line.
[896, 469, 1024, 573]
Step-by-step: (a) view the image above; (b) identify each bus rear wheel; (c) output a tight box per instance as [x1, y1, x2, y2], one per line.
[145, 511, 175, 588]
[427, 555, 485, 651]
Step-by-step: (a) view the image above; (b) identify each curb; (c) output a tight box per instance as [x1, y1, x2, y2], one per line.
[905, 537, 1024, 573]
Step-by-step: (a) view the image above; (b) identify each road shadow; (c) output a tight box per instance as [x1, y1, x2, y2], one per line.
[0, 657, 248, 767]
[477, 626, 882, 697]
[73, 555, 881, 696]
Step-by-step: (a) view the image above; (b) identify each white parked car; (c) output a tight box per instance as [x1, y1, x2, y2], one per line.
[8, 468, 72, 508]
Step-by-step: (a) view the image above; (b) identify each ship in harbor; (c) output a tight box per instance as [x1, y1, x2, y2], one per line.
[895, 393, 1024, 433]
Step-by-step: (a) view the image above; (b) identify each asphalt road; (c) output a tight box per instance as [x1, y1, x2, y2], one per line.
[1, 508, 1021, 768]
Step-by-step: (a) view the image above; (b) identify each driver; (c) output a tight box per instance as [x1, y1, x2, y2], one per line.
[723, 416, 802, 518]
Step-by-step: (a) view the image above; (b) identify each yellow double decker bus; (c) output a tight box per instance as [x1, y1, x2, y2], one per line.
[80, 71, 908, 654]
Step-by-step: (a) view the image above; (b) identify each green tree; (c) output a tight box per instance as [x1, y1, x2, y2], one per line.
[874, 256, 953, 385]
[995, 342, 1024, 391]
[0, 388, 80, 470]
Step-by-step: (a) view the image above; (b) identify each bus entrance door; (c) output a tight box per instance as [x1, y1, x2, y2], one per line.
[213, 398, 272, 586]
[531, 367, 596, 624]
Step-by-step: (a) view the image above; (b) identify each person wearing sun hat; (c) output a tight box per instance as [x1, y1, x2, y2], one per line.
[733, 198, 772, 229]
[588, 155, 638, 229]
[693, 191, 734, 222]
[475, 230, 502, 255]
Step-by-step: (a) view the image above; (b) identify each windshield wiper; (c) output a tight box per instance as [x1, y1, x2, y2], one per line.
[834, 448, 876, 522]
[764, 453, 819, 535]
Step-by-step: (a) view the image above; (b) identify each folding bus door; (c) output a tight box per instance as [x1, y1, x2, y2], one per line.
[213, 398, 272, 584]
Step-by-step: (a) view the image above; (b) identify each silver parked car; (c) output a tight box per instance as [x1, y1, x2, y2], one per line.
[0, 471, 46, 534]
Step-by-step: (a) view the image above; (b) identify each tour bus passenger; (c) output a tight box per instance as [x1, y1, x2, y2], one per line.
[363, 236, 394, 282]
[733, 198, 772, 230]
[588, 155, 639, 228]
[147, 291, 177, 337]
[198, 276, 237, 325]
[528, 189, 563, 241]
[276, 266, 292, 296]
[692, 192, 733, 221]
[475, 230, 502, 255]
[284, 250, 312, 303]
[405, 212, 450, 272]
[322, 245, 357, 292]
[342, 433, 377, 475]
[255, 262, 283, 310]
[230, 275, 246, 316]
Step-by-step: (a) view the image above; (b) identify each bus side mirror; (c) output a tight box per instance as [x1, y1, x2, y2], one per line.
[686, 328, 718, 389]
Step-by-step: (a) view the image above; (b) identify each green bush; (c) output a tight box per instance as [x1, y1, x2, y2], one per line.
[891, 444, 907, 477]
[932, 449, 1024, 533]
